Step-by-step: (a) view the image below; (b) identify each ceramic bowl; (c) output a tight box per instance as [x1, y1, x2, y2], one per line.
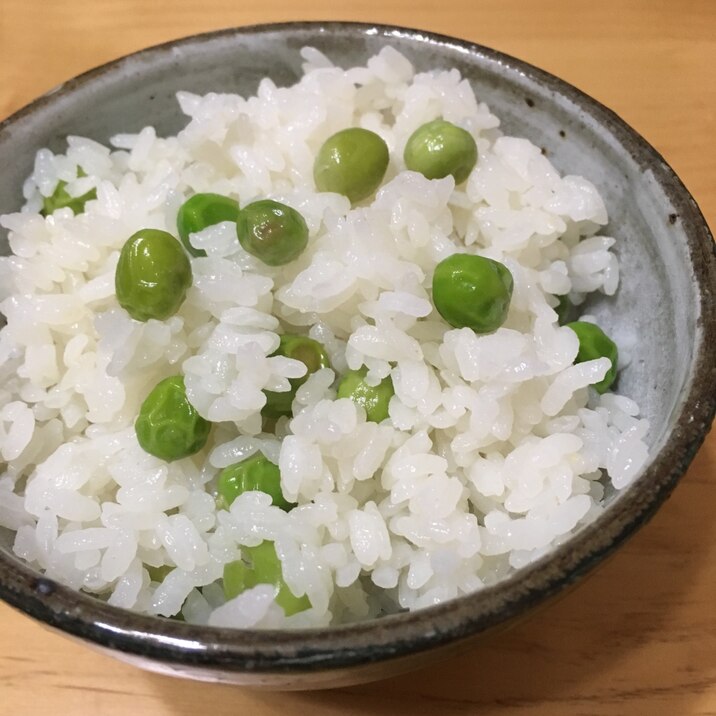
[0, 22, 714, 690]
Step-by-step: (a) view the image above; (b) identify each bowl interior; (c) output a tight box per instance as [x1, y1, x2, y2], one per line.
[0, 23, 712, 683]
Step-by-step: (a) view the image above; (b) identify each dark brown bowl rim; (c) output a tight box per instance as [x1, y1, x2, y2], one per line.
[0, 21, 714, 674]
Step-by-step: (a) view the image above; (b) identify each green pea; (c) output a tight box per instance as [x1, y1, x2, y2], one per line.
[217, 453, 295, 511]
[236, 200, 308, 266]
[337, 367, 394, 423]
[135, 376, 211, 461]
[403, 119, 478, 184]
[263, 335, 331, 419]
[566, 321, 618, 393]
[313, 128, 389, 203]
[115, 229, 192, 322]
[223, 541, 311, 616]
[176, 192, 240, 257]
[41, 178, 97, 216]
[555, 294, 572, 325]
[432, 253, 513, 333]
[147, 564, 173, 583]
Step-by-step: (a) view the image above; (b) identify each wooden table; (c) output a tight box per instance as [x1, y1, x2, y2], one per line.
[1, 1, 714, 713]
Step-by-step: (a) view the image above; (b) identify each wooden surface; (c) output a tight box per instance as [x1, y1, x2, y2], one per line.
[1, 1, 714, 713]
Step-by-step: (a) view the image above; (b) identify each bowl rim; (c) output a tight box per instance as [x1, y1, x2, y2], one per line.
[0, 20, 714, 674]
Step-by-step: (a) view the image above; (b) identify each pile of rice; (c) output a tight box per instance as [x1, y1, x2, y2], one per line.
[0, 47, 649, 628]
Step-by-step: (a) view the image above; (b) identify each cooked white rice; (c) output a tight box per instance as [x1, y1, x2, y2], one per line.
[0, 46, 649, 628]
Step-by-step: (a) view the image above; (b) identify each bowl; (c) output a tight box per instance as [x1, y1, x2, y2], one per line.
[0, 21, 714, 690]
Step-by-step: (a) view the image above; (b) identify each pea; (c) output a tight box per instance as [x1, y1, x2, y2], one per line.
[263, 335, 331, 419]
[432, 253, 513, 333]
[313, 128, 389, 203]
[555, 294, 572, 324]
[223, 541, 311, 616]
[403, 119, 478, 184]
[236, 200, 308, 266]
[217, 453, 295, 511]
[147, 564, 173, 583]
[566, 321, 618, 393]
[337, 367, 394, 423]
[115, 229, 192, 322]
[176, 193, 240, 257]
[135, 376, 211, 461]
[41, 178, 97, 216]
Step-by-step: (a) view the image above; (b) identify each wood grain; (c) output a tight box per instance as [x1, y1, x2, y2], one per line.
[1, 1, 714, 713]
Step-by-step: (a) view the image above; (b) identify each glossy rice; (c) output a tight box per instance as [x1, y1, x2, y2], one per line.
[0, 47, 649, 628]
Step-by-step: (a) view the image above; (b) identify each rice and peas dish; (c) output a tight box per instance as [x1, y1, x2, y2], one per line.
[0, 47, 650, 628]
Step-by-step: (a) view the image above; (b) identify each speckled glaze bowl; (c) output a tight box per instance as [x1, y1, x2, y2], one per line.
[0, 22, 714, 690]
